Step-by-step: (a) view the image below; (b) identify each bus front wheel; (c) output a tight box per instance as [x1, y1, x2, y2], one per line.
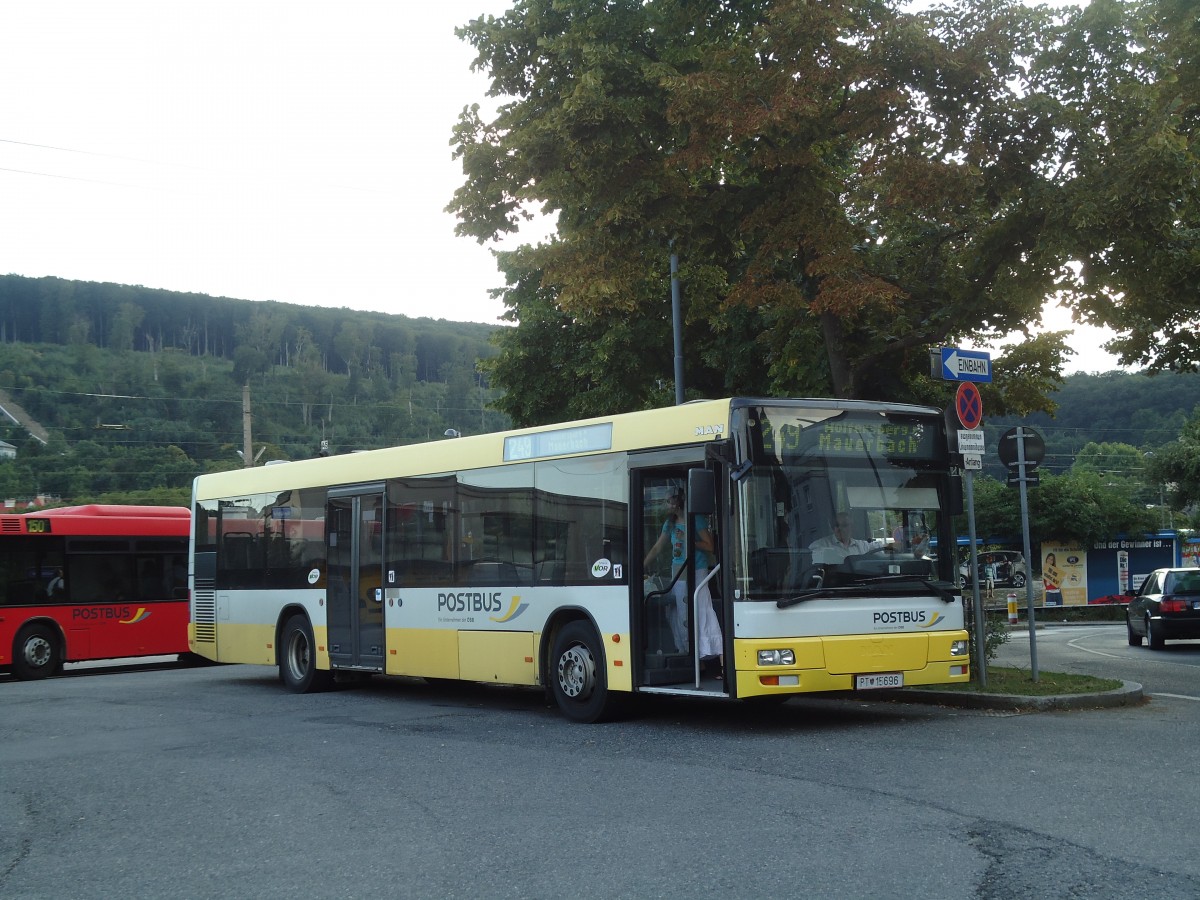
[550, 621, 616, 723]
[279, 615, 333, 693]
[13, 623, 61, 681]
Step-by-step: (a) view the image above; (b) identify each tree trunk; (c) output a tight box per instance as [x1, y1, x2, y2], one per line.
[820, 311, 855, 398]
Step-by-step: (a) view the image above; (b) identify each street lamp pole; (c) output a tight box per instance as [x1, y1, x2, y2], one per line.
[670, 245, 684, 406]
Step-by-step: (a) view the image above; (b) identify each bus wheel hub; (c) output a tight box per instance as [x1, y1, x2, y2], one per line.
[557, 646, 594, 699]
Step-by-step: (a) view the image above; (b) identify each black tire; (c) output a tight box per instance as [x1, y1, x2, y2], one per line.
[1145, 617, 1165, 650]
[279, 614, 334, 693]
[549, 621, 616, 723]
[13, 623, 61, 681]
[1012, 572, 1027, 588]
[1126, 615, 1143, 647]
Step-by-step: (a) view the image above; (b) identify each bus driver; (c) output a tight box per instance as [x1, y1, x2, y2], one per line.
[808, 513, 887, 565]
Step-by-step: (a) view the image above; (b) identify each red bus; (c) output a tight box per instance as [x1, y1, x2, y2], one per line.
[0, 504, 190, 680]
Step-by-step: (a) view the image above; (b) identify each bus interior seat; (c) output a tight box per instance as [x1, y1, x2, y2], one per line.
[535, 559, 566, 584]
[222, 532, 255, 570]
[464, 560, 522, 585]
[398, 558, 454, 586]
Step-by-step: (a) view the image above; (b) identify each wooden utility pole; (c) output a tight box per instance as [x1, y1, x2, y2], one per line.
[242, 383, 253, 468]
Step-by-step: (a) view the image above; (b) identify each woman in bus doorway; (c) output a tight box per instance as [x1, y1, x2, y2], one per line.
[644, 488, 724, 675]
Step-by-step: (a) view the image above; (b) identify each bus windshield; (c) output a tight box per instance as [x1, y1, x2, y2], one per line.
[732, 405, 955, 599]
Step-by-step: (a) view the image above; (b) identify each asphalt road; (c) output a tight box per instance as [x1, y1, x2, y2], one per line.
[994, 622, 1200, 700]
[3, 640, 1198, 899]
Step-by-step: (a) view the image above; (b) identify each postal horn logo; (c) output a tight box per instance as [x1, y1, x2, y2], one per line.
[489, 596, 529, 623]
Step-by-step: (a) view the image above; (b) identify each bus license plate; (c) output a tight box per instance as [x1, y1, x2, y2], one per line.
[856, 673, 903, 690]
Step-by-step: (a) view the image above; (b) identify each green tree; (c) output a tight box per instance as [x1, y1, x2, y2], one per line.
[971, 469, 1157, 548]
[1063, 0, 1200, 371]
[233, 311, 286, 384]
[332, 322, 365, 377]
[451, 0, 1197, 421]
[1145, 406, 1200, 510]
[292, 326, 329, 428]
[109, 302, 145, 352]
[1071, 441, 1156, 505]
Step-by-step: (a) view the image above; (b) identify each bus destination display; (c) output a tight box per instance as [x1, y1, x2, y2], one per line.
[754, 412, 942, 463]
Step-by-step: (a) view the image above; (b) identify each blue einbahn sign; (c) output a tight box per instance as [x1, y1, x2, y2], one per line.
[939, 348, 992, 383]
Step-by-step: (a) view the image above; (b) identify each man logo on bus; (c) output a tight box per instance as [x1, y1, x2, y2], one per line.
[490, 596, 529, 624]
[695, 424, 725, 437]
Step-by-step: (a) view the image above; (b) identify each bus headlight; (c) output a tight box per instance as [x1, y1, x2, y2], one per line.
[950, 640, 968, 657]
[758, 649, 795, 666]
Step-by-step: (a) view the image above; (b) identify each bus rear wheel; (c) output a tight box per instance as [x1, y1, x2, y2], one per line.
[279, 615, 333, 693]
[550, 621, 616, 723]
[13, 623, 61, 681]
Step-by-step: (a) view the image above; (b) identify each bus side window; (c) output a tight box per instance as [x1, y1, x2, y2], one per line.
[170, 555, 188, 597]
[138, 557, 183, 600]
[47, 568, 66, 599]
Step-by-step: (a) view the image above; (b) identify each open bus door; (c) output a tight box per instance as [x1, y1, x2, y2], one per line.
[632, 462, 728, 696]
[325, 487, 386, 673]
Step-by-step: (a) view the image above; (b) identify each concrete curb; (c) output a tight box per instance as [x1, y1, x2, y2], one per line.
[874, 680, 1144, 712]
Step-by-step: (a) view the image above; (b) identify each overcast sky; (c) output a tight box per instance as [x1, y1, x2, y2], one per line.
[1, 0, 1122, 373]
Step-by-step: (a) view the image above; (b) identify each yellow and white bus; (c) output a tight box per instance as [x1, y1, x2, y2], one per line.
[189, 398, 969, 721]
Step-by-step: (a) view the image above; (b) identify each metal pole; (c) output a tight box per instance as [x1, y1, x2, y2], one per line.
[693, 564, 721, 688]
[965, 469, 986, 689]
[1017, 427, 1039, 681]
[670, 248, 684, 406]
[242, 383, 253, 468]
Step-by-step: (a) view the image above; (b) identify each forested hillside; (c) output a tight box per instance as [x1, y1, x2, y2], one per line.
[0, 274, 498, 384]
[1, 274, 1197, 510]
[983, 370, 1200, 479]
[0, 275, 511, 506]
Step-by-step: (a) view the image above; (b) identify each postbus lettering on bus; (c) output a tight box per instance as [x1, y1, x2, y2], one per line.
[71, 606, 135, 621]
[873, 610, 933, 626]
[436, 592, 504, 613]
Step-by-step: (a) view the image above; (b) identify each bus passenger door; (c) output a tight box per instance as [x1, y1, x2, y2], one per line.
[633, 465, 723, 689]
[326, 488, 385, 672]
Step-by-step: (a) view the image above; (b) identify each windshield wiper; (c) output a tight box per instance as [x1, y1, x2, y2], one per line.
[776, 577, 958, 608]
[854, 576, 959, 603]
[776, 587, 854, 608]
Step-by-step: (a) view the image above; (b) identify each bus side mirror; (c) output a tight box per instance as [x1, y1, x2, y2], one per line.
[688, 468, 716, 515]
[949, 473, 964, 515]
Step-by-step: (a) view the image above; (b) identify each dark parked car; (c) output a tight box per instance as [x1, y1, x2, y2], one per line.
[1126, 567, 1200, 650]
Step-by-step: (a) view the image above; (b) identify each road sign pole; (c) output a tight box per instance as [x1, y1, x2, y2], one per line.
[948, 378, 987, 687]
[1015, 427, 1040, 681]
[964, 468, 986, 689]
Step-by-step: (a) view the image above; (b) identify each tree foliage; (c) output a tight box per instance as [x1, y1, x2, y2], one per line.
[0, 279, 515, 505]
[0, 274, 498, 392]
[1066, 0, 1200, 371]
[970, 469, 1158, 549]
[1145, 406, 1200, 512]
[451, 0, 1198, 423]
